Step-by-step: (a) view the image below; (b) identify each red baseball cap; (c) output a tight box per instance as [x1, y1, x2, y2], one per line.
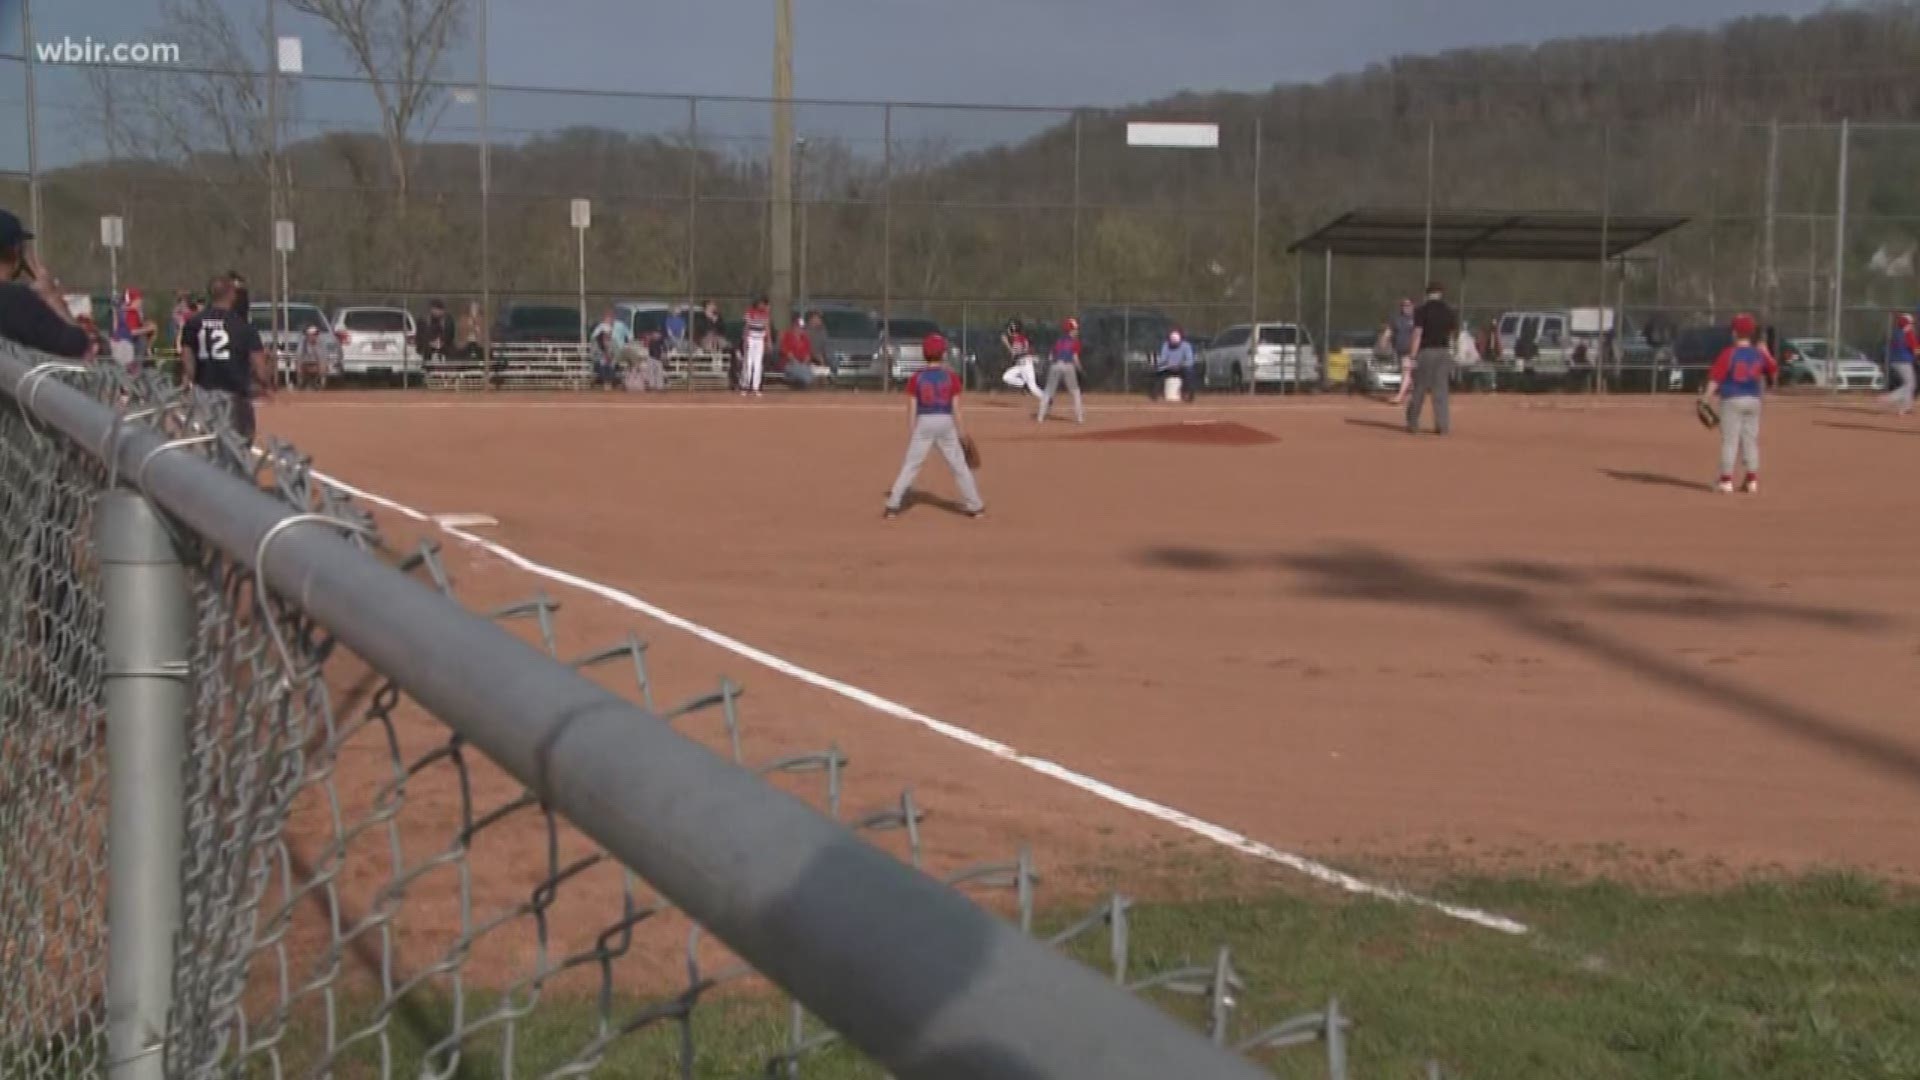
[1730, 313, 1758, 339]
[922, 332, 947, 361]
[1064, 317, 1080, 332]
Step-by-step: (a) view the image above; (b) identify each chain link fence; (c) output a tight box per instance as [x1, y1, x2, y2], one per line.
[0, 337, 1416, 1078]
[7, 2, 1919, 395]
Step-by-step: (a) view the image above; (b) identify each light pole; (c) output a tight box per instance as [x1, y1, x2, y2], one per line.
[770, 0, 795, 329]
[796, 137, 809, 307]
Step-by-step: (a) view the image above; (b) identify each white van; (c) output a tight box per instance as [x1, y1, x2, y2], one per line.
[1201, 323, 1320, 390]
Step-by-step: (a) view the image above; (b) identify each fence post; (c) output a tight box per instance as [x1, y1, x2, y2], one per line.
[22, 0, 41, 238]
[1829, 119, 1850, 394]
[98, 489, 191, 1080]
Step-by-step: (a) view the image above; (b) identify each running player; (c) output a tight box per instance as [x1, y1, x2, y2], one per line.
[1037, 316, 1085, 423]
[885, 333, 984, 519]
[1701, 312, 1776, 494]
[740, 295, 770, 396]
[999, 318, 1042, 400]
[180, 273, 273, 444]
[1881, 311, 1917, 416]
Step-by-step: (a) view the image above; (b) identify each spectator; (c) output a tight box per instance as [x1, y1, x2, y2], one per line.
[170, 289, 195, 352]
[664, 307, 688, 346]
[458, 300, 484, 361]
[1480, 317, 1501, 365]
[1150, 327, 1196, 402]
[588, 306, 630, 390]
[693, 299, 724, 343]
[112, 287, 157, 371]
[417, 298, 452, 363]
[634, 331, 669, 391]
[0, 209, 93, 359]
[807, 310, 833, 381]
[228, 270, 251, 320]
[1389, 297, 1417, 406]
[294, 324, 332, 390]
[180, 273, 272, 444]
[780, 314, 815, 389]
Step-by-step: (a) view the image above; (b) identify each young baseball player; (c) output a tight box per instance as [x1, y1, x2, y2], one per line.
[1037, 316, 1085, 423]
[885, 333, 984, 519]
[1701, 313, 1777, 494]
[1881, 311, 1917, 415]
[999, 319, 1042, 400]
[740, 295, 770, 396]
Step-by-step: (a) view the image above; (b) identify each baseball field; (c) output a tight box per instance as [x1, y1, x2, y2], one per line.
[263, 389, 1920, 1077]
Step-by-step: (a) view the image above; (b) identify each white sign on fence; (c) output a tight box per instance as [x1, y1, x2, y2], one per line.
[274, 219, 296, 253]
[99, 215, 124, 249]
[277, 36, 304, 75]
[1126, 122, 1220, 149]
[570, 198, 592, 230]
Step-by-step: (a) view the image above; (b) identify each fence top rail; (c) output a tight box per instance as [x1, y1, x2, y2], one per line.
[0, 339, 1268, 1080]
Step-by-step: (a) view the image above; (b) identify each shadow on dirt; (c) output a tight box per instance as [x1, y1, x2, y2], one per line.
[1135, 543, 1920, 788]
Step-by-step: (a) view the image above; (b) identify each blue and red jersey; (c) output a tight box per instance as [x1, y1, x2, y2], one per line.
[1891, 323, 1918, 365]
[906, 365, 960, 415]
[1051, 335, 1080, 364]
[1709, 343, 1777, 399]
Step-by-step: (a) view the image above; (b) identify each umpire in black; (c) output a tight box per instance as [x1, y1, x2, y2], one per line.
[180, 273, 273, 443]
[1405, 281, 1459, 436]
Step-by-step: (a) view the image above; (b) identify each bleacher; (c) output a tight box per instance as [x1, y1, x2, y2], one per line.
[422, 344, 734, 392]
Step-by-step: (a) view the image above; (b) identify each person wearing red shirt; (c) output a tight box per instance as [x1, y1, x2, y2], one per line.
[884, 333, 984, 519]
[1702, 312, 1777, 494]
[779, 315, 815, 389]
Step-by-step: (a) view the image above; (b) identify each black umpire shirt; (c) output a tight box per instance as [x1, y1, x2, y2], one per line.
[1414, 296, 1459, 353]
[181, 305, 264, 396]
[0, 281, 91, 358]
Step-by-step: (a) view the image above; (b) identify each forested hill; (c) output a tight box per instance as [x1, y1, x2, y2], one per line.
[32, 3, 1920, 328]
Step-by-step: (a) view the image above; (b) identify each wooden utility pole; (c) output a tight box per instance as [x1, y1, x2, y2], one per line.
[770, 0, 795, 328]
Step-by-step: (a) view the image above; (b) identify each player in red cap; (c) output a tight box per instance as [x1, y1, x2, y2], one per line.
[1038, 315, 1085, 423]
[1880, 311, 1917, 415]
[1701, 312, 1777, 494]
[884, 332, 984, 519]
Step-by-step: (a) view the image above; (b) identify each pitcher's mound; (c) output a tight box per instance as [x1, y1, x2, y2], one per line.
[1073, 420, 1277, 446]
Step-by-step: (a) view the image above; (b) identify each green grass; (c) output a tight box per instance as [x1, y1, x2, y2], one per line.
[240, 873, 1920, 1079]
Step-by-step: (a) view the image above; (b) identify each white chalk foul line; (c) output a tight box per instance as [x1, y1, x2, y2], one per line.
[312, 466, 1529, 936]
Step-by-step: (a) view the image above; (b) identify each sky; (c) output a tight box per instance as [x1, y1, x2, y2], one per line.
[4, 0, 1846, 106]
[0, 0, 1851, 171]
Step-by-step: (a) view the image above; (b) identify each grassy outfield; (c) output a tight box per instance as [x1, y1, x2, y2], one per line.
[269, 873, 1920, 1079]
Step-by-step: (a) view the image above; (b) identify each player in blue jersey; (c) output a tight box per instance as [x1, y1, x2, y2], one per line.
[1702, 313, 1777, 494]
[885, 332, 984, 519]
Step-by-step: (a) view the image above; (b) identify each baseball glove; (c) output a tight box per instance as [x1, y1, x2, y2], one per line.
[1695, 398, 1720, 430]
[960, 434, 982, 469]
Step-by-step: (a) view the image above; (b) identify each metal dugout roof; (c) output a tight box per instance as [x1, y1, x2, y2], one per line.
[1287, 209, 1689, 262]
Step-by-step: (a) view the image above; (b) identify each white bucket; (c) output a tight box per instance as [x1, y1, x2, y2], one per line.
[1161, 375, 1183, 402]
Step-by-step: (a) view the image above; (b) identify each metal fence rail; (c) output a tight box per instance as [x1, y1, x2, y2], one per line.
[0, 337, 1296, 1079]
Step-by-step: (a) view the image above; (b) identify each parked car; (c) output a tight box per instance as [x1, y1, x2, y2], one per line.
[1078, 307, 1175, 388]
[330, 306, 419, 383]
[800, 302, 883, 384]
[1780, 338, 1885, 391]
[1200, 322, 1321, 391]
[248, 302, 341, 379]
[1660, 324, 1733, 393]
[1329, 329, 1399, 394]
[881, 315, 945, 381]
[613, 300, 678, 342]
[495, 303, 585, 345]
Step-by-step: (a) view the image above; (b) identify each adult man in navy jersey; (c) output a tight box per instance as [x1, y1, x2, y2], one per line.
[181, 273, 273, 443]
[885, 333, 984, 519]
